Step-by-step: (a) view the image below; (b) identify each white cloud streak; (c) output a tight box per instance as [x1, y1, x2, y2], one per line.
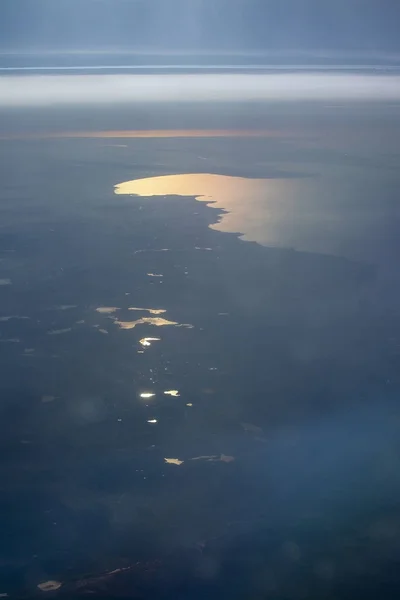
[1, 73, 400, 107]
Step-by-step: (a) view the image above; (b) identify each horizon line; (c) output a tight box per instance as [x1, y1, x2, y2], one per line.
[1, 64, 400, 73]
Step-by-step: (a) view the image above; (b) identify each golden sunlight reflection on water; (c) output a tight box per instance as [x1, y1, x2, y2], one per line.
[114, 173, 308, 249]
[115, 317, 193, 330]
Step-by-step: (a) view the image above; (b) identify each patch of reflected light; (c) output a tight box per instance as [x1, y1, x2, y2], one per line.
[37, 581, 62, 593]
[96, 306, 119, 314]
[134, 248, 170, 255]
[0, 315, 29, 321]
[140, 392, 155, 399]
[191, 454, 235, 463]
[191, 455, 219, 461]
[56, 305, 77, 310]
[47, 328, 72, 335]
[128, 307, 166, 315]
[36, 129, 284, 140]
[115, 317, 193, 330]
[114, 173, 304, 250]
[139, 337, 161, 347]
[164, 458, 184, 466]
[164, 390, 180, 397]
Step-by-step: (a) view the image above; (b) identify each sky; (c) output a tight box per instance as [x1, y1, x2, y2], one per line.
[1, 0, 400, 57]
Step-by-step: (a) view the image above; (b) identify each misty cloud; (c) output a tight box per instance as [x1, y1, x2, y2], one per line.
[1, 73, 400, 107]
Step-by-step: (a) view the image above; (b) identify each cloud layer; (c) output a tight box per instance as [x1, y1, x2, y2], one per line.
[1, 73, 400, 106]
